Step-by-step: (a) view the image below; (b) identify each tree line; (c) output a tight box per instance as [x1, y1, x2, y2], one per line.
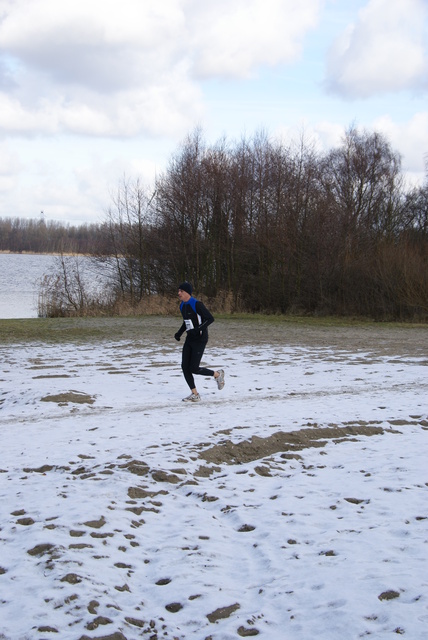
[28, 125, 428, 320]
[94, 126, 426, 321]
[0, 217, 109, 254]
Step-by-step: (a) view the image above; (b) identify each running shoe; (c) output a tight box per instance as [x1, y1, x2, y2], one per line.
[216, 369, 225, 390]
[182, 393, 201, 402]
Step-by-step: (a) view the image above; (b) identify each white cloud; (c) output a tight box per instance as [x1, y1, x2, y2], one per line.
[373, 112, 428, 181]
[187, 0, 321, 79]
[275, 114, 428, 187]
[325, 0, 428, 98]
[305, 120, 345, 153]
[0, 143, 21, 177]
[0, 136, 167, 224]
[0, 144, 21, 204]
[0, 79, 203, 138]
[0, 159, 109, 224]
[311, 114, 428, 184]
[0, 0, 185, 91]
[312, 114, 428, 186]
[0, 0, 321, 138]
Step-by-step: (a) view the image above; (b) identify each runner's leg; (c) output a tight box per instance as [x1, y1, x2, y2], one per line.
[181, 340, 196, 389]
[189, 342, 215, 378]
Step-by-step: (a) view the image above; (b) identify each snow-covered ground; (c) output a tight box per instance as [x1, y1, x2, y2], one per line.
[0, 324, 427, 639]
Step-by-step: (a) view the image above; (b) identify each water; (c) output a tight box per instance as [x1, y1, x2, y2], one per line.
[0, 253, 59, 318]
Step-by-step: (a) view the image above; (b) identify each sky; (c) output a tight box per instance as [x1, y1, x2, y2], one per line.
[0, 0, 427, 226]
[0, 322, 427, 638]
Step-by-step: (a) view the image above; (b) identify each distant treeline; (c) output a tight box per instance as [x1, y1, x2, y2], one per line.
[0, 217, 109, 254]
[18, 126, 428, 320]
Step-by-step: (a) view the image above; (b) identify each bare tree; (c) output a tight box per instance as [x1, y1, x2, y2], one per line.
[103, 177, 156, 303]
[38, 254, 99, 317]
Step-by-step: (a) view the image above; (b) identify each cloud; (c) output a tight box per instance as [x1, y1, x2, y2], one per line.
[0, 146, 20, 195]
[0, 152, 111, 223]
[0, 0, 185, 92]
[373, 111, 428, 179]
[0, 143, 21, 177]
[0, 0, 321, 138]
[187, 0, 321, 79]
[0, 76, 203, 138]
[311, 114, 428, 185]
[274, 114, 428, 187]
[325, 0, 428, 98]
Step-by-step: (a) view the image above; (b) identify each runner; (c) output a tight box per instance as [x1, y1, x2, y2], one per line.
[174, 281, 225, 402]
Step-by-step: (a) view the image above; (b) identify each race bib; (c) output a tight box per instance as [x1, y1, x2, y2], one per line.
[185, 319, 194, 331]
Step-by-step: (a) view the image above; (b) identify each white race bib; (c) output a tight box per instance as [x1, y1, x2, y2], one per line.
[185, 319, 194, 331]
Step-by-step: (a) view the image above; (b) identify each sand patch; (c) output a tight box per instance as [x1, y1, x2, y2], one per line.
[199, 424, 386, 465]
[40, 390, 95, 405]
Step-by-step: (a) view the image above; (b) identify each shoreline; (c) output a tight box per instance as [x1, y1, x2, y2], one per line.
[0, 250, 89, 256]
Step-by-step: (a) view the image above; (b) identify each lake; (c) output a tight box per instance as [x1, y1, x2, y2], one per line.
[0, 253, 61, 319]
[0, 253, 113, 319]
[0, 253, 60, 318]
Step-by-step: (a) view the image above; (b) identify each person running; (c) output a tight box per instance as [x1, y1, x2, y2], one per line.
[174, 281, 225, 402]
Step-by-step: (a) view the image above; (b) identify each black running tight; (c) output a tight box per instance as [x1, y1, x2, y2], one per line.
[181, 340, 214, 389]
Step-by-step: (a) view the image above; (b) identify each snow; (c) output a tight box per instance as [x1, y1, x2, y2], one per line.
[0, 326, 427, 639]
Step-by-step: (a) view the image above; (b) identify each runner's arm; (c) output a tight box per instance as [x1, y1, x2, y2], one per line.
[195, 301, 214, 332]
[175, 322, 186, 340]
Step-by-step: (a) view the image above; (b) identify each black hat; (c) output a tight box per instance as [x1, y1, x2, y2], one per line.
[178, 281, 193, 295]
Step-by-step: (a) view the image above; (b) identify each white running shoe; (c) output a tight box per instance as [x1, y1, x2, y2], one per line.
[182, 393, 201, 402]
[216, 369, 225, 390]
